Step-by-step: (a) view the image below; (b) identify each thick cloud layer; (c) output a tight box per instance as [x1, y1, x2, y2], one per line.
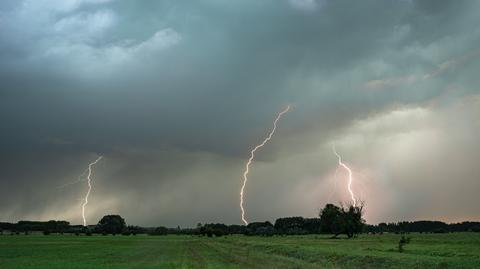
[1, 0, 479, 226]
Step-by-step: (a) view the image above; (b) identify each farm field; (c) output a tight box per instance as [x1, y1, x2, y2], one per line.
[1, 233, 479, 269]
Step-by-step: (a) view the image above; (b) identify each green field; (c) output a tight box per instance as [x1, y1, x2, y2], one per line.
[1, 233, 479, 269]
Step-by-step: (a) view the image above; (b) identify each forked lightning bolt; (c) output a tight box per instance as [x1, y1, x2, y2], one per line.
[81, 156, 103, 226]
[240, 105, 291, 225]
[332, 144, 356, 207]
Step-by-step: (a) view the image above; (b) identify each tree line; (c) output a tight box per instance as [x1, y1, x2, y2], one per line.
[365, 220, 480, 234]
[2, 203, 479, 237]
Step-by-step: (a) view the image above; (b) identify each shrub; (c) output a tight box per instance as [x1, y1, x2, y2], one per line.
[398, 235, 411, 253]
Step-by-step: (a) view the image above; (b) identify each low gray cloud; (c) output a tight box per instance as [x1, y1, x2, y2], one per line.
[1, 0, 479, 226]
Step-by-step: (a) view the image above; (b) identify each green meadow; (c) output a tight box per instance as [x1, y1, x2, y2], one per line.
[1, 233, 479, 269]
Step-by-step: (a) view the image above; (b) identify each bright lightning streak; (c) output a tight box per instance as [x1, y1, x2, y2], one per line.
[332, 144, 356, 207]
[81, 156, 103, 226]
[240, 105, 291, 225]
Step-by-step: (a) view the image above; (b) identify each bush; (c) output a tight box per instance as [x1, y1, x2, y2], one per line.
[398, 235, 411, 253]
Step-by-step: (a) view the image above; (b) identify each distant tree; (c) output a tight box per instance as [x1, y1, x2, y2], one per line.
[257, 226, 275, 237]
[432, 228, 448, 234]
[319, 204, 343, 235]
[199, 223, 229, 237]
[245, 222, 275, 236]
[318, 203, 365, 238]
[149, 226, 168, 236]
[0, 222, 15, 231]
[15, 220, 70, 234]
[303, 218, 322, 234]
[342, 204, 365, 238]
[55, 221, 70, 234]
[200, 225, 213, 237]
[212, 224, 228, 237]
[274, 217, 305, 235]
[368, 220, 468, 234]
[127, 225, 146, 235]
[378, 222, 388, 233]
[227, 225, 246, 235]
[96, 215, 126, 235]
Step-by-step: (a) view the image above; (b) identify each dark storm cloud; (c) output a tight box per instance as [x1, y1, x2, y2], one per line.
[1, 0, 479, 226]
[0, 0, 476, 154]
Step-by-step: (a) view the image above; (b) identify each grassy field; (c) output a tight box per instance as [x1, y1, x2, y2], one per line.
[1, 233, 479, 269]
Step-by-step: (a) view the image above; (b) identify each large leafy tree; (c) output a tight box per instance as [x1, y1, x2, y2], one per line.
[96, 215, 126, 235]
[319, 204, 343, 235]
[319, 203, 364, 238]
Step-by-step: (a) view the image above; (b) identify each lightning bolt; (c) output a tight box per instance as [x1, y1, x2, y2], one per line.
[240, 105, 291, 225]
[81, 156, 103, 226]
[332, 144, 356, 207]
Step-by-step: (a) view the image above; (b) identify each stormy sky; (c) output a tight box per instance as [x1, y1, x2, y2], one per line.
[1, 0, 479, 227]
